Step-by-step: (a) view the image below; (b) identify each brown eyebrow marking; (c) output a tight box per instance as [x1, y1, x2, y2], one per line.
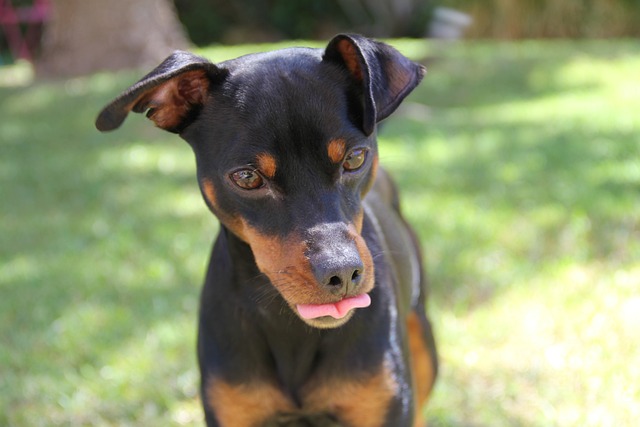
[256, 153, 277, 179]
[327, 138, 347, 163]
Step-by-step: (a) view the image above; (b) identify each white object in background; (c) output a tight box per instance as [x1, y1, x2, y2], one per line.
[430, 7, 472, 39]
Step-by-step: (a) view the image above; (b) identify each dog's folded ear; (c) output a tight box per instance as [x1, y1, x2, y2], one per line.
[96, 51, 226, 134]
[324, 34, 425, 136]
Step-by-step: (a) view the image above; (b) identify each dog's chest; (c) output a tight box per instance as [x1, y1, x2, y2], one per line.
[207, 360, 400, 427]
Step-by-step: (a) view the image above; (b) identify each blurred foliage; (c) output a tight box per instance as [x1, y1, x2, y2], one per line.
[174, 0, 640, 43]
[174, 0, 433, 44]
[439, 0, 640, 38]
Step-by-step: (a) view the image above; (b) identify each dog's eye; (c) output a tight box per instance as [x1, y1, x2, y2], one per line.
[230, 169, 264, 190]
[343, 148, 368, 171]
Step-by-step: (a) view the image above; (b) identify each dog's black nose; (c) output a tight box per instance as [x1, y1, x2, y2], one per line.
[314, 257, 365, 295]
[304, 222, 367, 295]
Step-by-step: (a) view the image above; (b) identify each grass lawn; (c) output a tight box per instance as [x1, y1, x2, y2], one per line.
[1, 39, 639, 426]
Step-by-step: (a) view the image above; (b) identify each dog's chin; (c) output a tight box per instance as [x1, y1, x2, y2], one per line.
[297, 311, 356, 329]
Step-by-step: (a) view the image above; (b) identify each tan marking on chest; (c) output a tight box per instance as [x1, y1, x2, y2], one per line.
[206, 378, 295, 427]
[302, 362, 399, 427]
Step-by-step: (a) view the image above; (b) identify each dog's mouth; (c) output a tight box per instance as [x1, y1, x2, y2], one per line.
[294, 293, 371, 329]
[296, 293, 371, 320]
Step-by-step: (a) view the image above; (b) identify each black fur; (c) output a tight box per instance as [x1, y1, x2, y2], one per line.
[97, 34, 437, 427]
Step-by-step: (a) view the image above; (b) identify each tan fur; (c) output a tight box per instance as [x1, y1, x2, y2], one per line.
[407, 312, 436, 426]
[256, 153, 277, 179]
[336, 39, 364, 82]
[303, 361, 398, 427]
[207, 361, 400, 427]
[327, 138, 347, 164]
[201, 178, 217, 207]
[135, 70, 210, 130]
[206, 378, 294, 427]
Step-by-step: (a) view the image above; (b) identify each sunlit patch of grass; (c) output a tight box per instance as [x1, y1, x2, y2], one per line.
[0, 59, 34, 87]
[427, 263, 640, 426]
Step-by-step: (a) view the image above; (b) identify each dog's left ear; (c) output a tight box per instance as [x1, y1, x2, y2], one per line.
[96, 51, 226, 134]
[324, 34, 425, 136]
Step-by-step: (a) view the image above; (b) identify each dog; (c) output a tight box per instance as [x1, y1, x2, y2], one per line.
[96, 34, 437, 427]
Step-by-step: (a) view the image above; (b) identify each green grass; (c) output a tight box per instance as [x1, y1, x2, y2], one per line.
[1, 40, 639, 426]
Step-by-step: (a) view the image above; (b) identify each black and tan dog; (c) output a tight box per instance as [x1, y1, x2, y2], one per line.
[96, 34, 437, 427]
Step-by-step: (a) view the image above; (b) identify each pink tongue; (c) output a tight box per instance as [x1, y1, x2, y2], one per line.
[297, 294, 371, 320]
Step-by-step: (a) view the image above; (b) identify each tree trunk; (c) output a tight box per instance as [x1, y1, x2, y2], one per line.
[36, 0, 189, 78]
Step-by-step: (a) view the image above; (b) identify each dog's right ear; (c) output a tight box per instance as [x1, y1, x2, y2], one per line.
[95, 51, 226, 134]
[323, 34, 425, 136]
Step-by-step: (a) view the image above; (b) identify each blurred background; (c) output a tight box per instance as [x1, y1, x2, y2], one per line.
[1, 1, 639, 426]
[2, 0, 640, 77]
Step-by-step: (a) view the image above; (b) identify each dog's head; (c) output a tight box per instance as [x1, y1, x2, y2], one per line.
[97, 34, 424, 328]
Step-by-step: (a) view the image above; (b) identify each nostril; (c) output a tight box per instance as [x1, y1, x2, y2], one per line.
[328, 275, 343, 287]
[351, 270, 362, 282]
